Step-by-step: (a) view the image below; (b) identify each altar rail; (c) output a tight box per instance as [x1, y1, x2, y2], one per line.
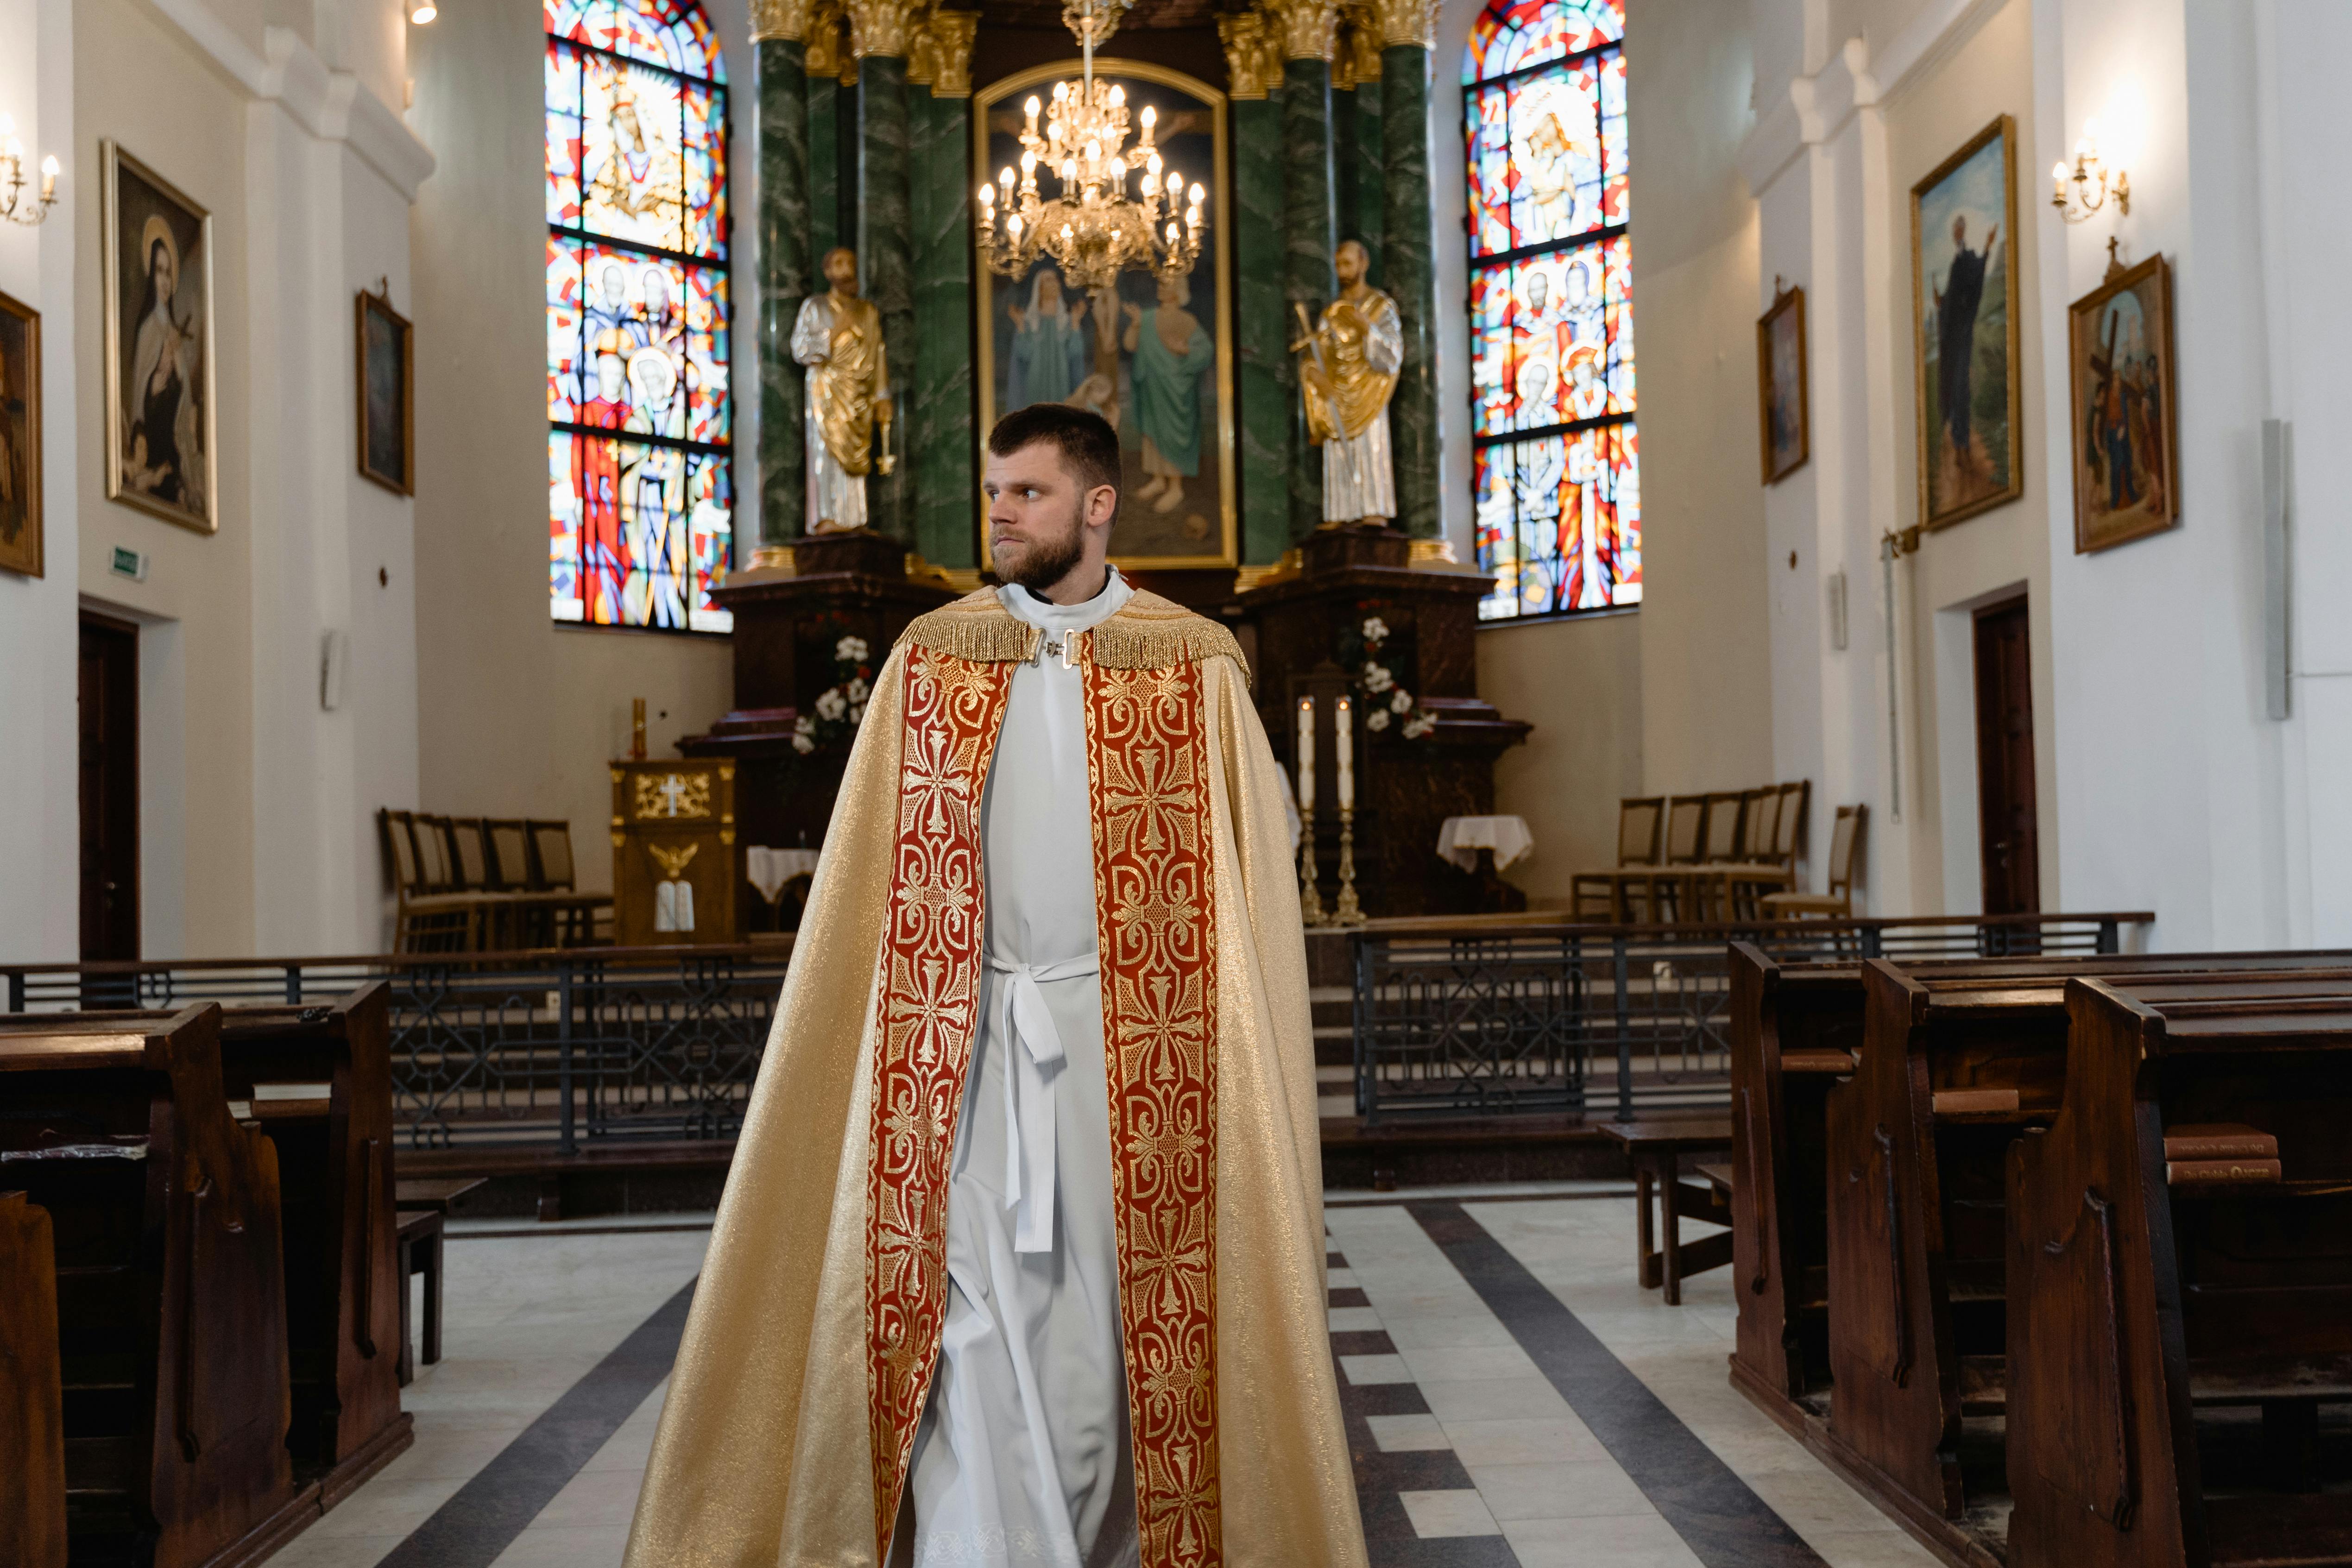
[1349, 911, 2154, 1125]
[0, 945, 795, 1153]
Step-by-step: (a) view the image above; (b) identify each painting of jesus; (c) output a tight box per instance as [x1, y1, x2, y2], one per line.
[1911, 116, 2021, 529]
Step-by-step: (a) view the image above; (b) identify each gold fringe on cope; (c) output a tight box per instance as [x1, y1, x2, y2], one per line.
[899, 588, 1252, 684]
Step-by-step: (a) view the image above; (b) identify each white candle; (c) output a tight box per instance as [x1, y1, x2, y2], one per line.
[1295, 696, 1316, 812]
[1334, 695, 1354, 811]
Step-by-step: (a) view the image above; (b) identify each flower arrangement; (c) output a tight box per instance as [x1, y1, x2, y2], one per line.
[1337, 610, 1436, 740]
[792, 634, 872, 755]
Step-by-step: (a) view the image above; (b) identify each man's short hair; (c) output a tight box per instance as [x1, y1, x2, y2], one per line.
[989, 403, 1121, 500]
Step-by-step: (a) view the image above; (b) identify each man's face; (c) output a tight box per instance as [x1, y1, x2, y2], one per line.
[826, 250, 858, 296]
[596, 355, 626, 400]
[644, 272, 669, 314]
[1336, 241, 1366, 286]
[1526, 272, 1548, 311]
[984, 440, 1108, 592]
[602, 267, 629, 307]
[1952, 215, 1968, 246]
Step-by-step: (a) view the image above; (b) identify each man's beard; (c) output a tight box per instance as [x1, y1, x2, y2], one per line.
[1002, 505, 1090, 594]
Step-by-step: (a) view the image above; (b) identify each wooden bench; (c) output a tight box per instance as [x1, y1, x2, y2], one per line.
[0, 1004, 308, 1568]
[1819, 957, 2352, 1568]
[48, 988, 413, 1506]
[2008, 978, 2352, 1568]
[0, 1190, 66, 1568]
[1600, 1119, 1732, 1304]
[394, 1209, 447, 1386]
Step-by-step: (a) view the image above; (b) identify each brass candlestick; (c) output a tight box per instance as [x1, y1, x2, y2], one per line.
[1332, 806, 1363, 925]
[1298, 805, 1328, 926]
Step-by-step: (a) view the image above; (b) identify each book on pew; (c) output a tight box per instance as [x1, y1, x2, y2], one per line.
[1930, 1086, 2019, 1115]
[2163, 1157, 2283, 1185]
[2161, 1122, 2277, 1161]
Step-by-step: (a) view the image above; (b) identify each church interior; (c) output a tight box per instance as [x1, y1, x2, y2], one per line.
[6, 0, 2352, 1562]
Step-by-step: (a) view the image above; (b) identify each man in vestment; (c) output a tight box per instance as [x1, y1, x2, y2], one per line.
[793, 246, 891, 533]
[1296, 239, 1403, 525]
[624, 403, 1366, 1568]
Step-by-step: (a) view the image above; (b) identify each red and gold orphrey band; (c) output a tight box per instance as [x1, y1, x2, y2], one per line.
[860, 641, 1223, 1567]
[1084, 654, 1222, 1568]
[864, 649, 1013, 1554]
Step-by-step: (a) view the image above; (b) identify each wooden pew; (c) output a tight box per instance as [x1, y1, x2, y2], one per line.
[0, 1004, 306, 1568]
[1817, 957, 2352, 1568]
[47, 988, 412, 1505]
[2008, 978, 2352, 1568]
[0, 1190, 67, 1568]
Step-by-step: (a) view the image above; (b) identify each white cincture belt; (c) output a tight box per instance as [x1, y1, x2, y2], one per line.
[972, 950, 1100, 1254]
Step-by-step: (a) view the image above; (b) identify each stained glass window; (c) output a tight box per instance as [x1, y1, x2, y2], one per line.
[1463, 0, 1638, 619]
[545, 0, 733, 632]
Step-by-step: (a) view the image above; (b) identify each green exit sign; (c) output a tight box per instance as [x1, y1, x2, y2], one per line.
[109, 547, 148, 582]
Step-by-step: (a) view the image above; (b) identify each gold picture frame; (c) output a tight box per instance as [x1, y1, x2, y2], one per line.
[0, 289, 39, 577]
[357, 286, 415, 496]
[103, 140, 218, 533]
[1910, 114, 2022, 530]
[974, 58, 1236, 572]
[2067, 251, 2179, 554]
[1756, 282, 1807, 485]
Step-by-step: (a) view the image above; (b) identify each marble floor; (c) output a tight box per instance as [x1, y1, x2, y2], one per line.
[271, 1189, 1942, 1568]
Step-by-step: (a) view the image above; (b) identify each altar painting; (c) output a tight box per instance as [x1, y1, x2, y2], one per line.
[975, 60, 1235, 569]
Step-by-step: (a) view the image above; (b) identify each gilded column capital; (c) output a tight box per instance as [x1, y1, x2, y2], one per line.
[848, 0, 923, 59]
[1265, 0, 1338, 62]
[1370, 0, 1439, 50]
[750, 0, 815, 42]
[805, 0, 848, 75]
[1217, 11, 1282, 99]
[926, 11, 980, 97]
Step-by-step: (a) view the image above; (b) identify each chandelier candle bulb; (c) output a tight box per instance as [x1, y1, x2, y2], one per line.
[1334, 696, 1354, 810]
[39, 157, 54, 202]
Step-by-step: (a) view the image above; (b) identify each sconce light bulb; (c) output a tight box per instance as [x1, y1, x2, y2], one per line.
[41, 154, 58, 178]
[1109, 85, 1124, 107]
[1189, 182, 1204, 206]
[2053, 160, 2068, 182]
[1141, 105, 1156, 128]
[2, 137, 19, 161]
[409, 0, 436, 22]
[0, 115, 14, 137]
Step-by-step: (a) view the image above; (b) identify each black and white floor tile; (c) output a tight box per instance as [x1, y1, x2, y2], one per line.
[281, 1190, 1937, 1567]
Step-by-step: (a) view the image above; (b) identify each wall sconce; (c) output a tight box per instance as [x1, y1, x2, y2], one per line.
[2051, 119, 2129, 224]
[0, 115, 60, 227]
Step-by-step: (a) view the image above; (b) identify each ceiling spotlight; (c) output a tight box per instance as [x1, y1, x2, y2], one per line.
[410, 0, 437, 22]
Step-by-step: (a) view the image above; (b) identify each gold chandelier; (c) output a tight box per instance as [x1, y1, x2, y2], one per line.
[973, 0, 1207, 291]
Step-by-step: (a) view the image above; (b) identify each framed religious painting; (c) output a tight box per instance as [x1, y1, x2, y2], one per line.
[974, 59, 1236, 571]
[357, 286, 415, 495]
[1756, 282, 1807, 484]
[103, 141, 217, 533]
[2067, 252, 2178, 553]
[1910, 115, 2021, 530]
[0, 290, 38, 577]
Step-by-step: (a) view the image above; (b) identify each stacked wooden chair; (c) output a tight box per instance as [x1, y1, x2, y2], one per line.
[379, 809, 612, 952]
[1571, 782, 1815, 925]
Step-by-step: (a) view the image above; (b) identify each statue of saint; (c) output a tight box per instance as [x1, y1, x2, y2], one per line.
[1122, 272, 1215, 515]
[791, 246, 893, 534]
[1293, 238, 1403, 525]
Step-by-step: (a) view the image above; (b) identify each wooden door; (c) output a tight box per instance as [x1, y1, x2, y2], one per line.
[1972, 598, 2039, 915]
[78, 612, 139, 960]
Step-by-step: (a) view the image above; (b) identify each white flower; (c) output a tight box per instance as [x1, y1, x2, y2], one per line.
[845, 677, 870, 703]
[1367, 710, 1391, 731]
[847, 702, 866, 725]
[1362, 616, 1389, 642]
[792, 715, 816, 737]
[791, 732, 817, 754]
[1390, 689, 1413, 713]
[1403, 713, 1437, 738]
[815, 687, 847, 721]
[836, 635, 869, 663]
[1362, 663, 1394, 693]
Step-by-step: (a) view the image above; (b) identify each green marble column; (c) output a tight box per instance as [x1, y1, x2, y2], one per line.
[1351, 76, 1384, 284]
[808, 74, 840, 260]
[1282, 56, 1338, 543]
[911, 88, 977, 569]
[1234, 96, 1287, 567]
[858, 51, 913, 543]
[1381, 42, 1439, 540]
[757, 35, 811, 556]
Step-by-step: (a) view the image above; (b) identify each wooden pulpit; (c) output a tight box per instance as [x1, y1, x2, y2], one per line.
[610, 758, 739, 946]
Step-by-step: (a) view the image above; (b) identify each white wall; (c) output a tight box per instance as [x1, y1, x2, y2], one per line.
[0, 0, 82, 963]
